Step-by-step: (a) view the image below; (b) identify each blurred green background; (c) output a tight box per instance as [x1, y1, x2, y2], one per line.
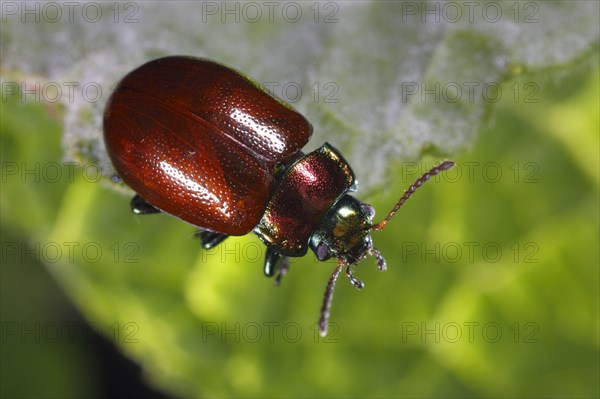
[1, 1, 599, 397]
[2, 62, 598, 398]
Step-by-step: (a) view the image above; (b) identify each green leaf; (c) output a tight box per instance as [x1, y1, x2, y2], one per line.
[1, 2, 598, 398]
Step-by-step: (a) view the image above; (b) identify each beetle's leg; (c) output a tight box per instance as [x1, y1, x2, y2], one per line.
[264, 246, 279, 277]
[265, 246, 279, 277]
[345, 265, 364, 289]
[196, 230, 229, 250]
[264, 247, 289, 285]
[368, 247, 387, 271]
[131, 194, 161, 215]
[273, 257, 290, 287]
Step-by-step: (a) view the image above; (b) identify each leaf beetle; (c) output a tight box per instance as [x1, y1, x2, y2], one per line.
[103, 56, 455, 335]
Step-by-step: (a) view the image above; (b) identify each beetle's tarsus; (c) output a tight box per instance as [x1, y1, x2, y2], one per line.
[346, 265, 364, 289]
[369, 247, 387, 271]
[264, 247, 289, 281]
[131, 194, 161, 215]
[273, 257, 290, 287]
[196, 230, 229, 250]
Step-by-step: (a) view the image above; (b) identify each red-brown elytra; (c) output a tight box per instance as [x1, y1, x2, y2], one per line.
[103, 56, 455, 336]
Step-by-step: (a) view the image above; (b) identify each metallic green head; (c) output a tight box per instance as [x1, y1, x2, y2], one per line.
[309, 195, 385, 269]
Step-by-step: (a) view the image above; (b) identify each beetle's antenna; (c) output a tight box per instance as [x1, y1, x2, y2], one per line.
[319, 260, 344, 337]
[371, 161, 455, 231]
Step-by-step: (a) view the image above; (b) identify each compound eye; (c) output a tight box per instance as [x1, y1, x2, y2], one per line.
[316, 242, 332, 261]
[360, 203, 376, 221]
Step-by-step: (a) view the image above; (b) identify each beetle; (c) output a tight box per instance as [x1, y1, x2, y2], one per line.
[103, 56, 454, 336]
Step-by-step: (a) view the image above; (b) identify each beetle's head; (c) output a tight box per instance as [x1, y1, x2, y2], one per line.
[309, 195, 385, 272]
[314, 161, 455, 337]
